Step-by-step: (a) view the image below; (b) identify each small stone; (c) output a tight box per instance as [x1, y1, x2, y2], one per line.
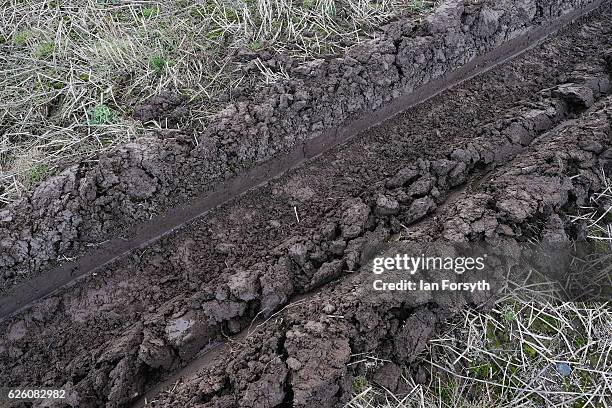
[450, 148, 475, 163]
[556, 362, 572, 377]
[0, 210, 12, 223]
[227, 319, 241, 334]
[448, 162, 468, 187]
[320, 223, 338, 240]
[376, 194, 400, 216]
[304, 321, 325, 333]
[323, 304, 336, 314]
[286, 357, 302, 371]
[496, 224, 515, 236]
[215, 286, 229, 301]
[373, 362, 401, 392]
[578, 140, 603, 153]
[309, 260, 344, 289]
[341, 199, 371, 239]
[227, 270, 259, 301]
[309, 249, 328, 264]
[431, 159, 456, 176]
[407, 176, 436, 197]
[414, 365, 429, 384]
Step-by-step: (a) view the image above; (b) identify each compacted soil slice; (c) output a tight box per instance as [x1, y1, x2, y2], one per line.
[1, 4, 612, 408]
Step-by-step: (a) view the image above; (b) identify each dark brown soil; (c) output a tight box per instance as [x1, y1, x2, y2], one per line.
[0, 0, 601, 292]
[1, 4, 611, 407]
[143, 90, 612, 408]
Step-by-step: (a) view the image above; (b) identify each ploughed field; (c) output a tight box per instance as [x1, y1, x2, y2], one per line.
[1, 1, 611, 408]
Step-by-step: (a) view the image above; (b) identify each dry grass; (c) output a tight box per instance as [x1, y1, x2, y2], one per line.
[566, 171, 612, 301]
[346, 175, 612, 408]
[0, 0, 433, 206]
[569, 172, 612, 241]
[347, 292, 611, 408]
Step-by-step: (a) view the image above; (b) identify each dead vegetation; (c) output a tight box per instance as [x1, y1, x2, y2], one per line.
[0, 0, 433, 206]
[348, 288, 611, 408]
[347, 175, 612, 408]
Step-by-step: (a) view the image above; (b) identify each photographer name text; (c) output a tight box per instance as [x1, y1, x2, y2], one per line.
[372, 279, 490, 292]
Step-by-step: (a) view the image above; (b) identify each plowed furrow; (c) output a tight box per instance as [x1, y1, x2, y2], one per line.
[1, 4, 611, 408]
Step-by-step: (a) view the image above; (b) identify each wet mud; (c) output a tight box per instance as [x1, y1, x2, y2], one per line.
[0, 0, 602, 292]
[1, 2, 611, 406]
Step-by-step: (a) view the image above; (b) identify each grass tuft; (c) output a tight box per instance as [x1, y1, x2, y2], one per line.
[142, 6, 160, 19]
[352, 375, 369, 394]
[35, 41, 55, 59]
[26, 164, 50, 186]
[88, 104, 116, 125]
[14, 30, 31, 46]
[149, 54, 169, 75]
